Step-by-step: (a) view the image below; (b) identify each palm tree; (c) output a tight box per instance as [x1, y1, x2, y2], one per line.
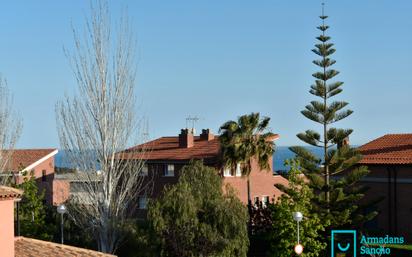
[219, 113, 275, 205]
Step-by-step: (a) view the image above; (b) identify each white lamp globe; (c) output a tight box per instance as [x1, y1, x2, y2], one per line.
[292, 211, 303, 222]
[294, 244, 304, 255]
[57, 204, 67, 214]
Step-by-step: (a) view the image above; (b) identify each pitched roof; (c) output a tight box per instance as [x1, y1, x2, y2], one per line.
[0, 186, 22, 200]
[2, 149, 58, 172]
[359, 134, 412, 165]
[15, 237, 116, 257]
[122, 136, 221, 161]
[122, 134, 280, 162]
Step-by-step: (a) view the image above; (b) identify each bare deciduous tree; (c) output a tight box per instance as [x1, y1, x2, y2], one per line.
[56, 1, 151, 253]
[0, 77, 22, 185]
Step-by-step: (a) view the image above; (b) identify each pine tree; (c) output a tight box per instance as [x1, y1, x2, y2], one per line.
[290, 5, 376, 230]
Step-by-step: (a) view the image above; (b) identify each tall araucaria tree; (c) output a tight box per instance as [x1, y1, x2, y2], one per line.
[290, 6, 376, 229]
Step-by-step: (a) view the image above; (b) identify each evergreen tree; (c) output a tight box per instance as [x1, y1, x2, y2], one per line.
[17, 171, 54, 240]
[148, 161, 249, 257]
[268, 159, 327, 257]
[289, 6, 376, 229]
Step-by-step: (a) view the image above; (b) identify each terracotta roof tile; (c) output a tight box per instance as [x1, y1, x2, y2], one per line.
[1, 149, 57, 172]
[359, 134, 412, 165]
[0, 186, 22, 200]
[122, 136, 221, 161]
[121, 134, 279, 162]
[15, 237, 116, 257]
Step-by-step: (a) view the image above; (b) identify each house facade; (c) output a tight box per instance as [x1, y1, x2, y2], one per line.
[0, 185, 115, 257]
[2, 149, 58, 205]
[123, 128, 288, 210]
[358, 134, 412, 242]
[53, 172, 102, 205]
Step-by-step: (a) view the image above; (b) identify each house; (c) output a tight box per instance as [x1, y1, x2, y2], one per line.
[53, 172, 102, 205]
[358, 134, 412, 241]
[0, 185, 115, 257]
[122, 128, 289, 210]
[1, 149, 58, 205]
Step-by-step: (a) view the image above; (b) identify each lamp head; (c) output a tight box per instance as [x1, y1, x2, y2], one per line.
[57, 204, 67, 214]
[293, 211, 303, 222]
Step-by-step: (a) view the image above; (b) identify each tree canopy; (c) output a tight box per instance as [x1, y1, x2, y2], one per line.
[17, 171, 55, 240]
[267, 160, 327, 257]
[148, 161, 249, 257]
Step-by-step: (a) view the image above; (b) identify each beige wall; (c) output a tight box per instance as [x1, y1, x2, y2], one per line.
[0, 199, 15, 257]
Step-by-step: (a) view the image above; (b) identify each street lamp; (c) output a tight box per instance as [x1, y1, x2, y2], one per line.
[57, 204, 67, 244]
[293, 211, 303, 255]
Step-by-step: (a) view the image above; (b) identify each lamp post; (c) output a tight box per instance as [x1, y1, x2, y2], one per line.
[57, 204, 67, 244]
[293, 211, 303, 255]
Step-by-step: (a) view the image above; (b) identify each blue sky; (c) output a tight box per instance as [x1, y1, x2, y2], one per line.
[1, 1, 411, 148]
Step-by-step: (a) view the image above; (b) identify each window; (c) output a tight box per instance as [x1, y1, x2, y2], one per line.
[223, 167, 232, 177]
[164, 164, 175, 177]
[262, 196, 270, 208]
[141, 165, 148, 176]
[254, 196, 260, 207]
[235, 163, 242, 177]
[42, 170, 46, 182]
[138, 196, 147, 209]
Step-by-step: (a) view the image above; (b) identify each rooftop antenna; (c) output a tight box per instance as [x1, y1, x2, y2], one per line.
[186, 115, 199, 134]
[143, 117, 149, 139]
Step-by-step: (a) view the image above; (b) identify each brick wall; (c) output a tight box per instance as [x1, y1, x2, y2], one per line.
[144, 156, 286, 205]
[15, 156, 55, 205]
[223, 157, 286, 204]
[52, 180, 70, 206]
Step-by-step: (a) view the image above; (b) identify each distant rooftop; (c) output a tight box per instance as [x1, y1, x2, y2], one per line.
[122, 130, 279, 162]
[0, 186, 23, 200]
[15, 237, 115, 257]
[123, 136, 221, 161]
[359, 134, 412, 165]
[1, 149, 58, 172]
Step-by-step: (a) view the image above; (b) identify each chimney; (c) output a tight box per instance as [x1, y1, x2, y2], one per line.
[200, 129, 214, 141]
[179, 128, 194, 148]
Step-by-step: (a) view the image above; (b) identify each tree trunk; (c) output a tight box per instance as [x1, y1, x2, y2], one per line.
[247, 177, 251, 206]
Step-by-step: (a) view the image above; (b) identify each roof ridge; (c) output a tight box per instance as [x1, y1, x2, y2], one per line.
[384, 133, 412, 136]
